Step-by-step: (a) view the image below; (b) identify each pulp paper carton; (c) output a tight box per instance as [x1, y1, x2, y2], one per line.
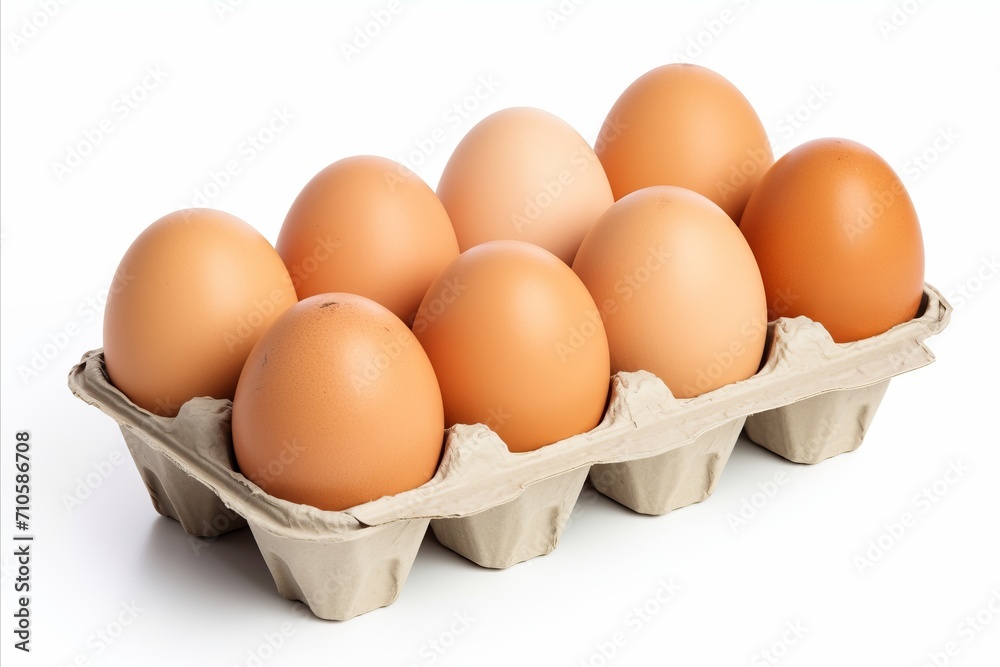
[68, 285, 950, 620]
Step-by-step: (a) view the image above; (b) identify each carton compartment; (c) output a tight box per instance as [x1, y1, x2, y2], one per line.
[430, 465, 590, 569]
[590, 416, 746, 515]
[119, 425, 246, 537]
[249, 518, 429, 621]
[745, 380, 891, 464]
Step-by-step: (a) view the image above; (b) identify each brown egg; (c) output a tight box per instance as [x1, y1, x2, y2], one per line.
[413, 240, 610, 452]
[596, 64, 772, 224]
[437, 107, 614, 264]
[103, 209, 296, 417]
[276, 155, 459, 325]
[572, 186, 767, 398]
[739, 138, 925, 343]
[232, 293, 444, 511]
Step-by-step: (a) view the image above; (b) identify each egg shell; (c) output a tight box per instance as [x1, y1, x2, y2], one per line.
[231, 293, 444, 512]
[596, 64, 772, 223]
[276, 155, 459, 324]
[572, 185, 768, 398]
[413, 240, 611, 452]
[102, 208, 296, 417]
[739, 138, 925, 343]
[437, 107, 614, 264]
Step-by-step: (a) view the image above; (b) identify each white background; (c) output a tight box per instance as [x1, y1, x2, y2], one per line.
[2, 1, 999, 666]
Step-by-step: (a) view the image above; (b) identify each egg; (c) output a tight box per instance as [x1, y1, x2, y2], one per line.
[413, 240, 610, 452]
[572, 186, 767, 398]
[437, 107, 614, 264]
[739, 138, 925, 343]
[276, 155, 459, 325]
[232, 293, 444, 511]
[103, 209, 296, 417]
[596, 64, 772, 224]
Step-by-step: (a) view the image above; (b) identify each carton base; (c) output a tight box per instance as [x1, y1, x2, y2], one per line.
[744, 380, 891, 464]
[430, 466, 590, 569]
[249, 519, 429, 621]
[119, 425, 246, 537]
[589, 417, 746, 515]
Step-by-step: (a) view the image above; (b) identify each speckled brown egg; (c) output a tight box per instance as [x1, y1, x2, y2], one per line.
[232, 293, 444, 511]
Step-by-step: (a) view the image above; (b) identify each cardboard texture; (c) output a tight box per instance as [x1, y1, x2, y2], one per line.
[68, 284, 950, 620]
[118, 425, 246, 537]
[745, 380, 891, 464]
[590, 416, 746, 515]
[430, 466, 591, 569]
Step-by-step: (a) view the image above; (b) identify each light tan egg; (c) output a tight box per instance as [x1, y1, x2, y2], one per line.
[103, 208, 296, 416]
[232, 293, 445, 511]
[437, 107, 614, 264]
[573, 186, 767, 398]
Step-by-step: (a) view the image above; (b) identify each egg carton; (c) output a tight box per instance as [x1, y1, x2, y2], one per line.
[67, 284, 950, 620]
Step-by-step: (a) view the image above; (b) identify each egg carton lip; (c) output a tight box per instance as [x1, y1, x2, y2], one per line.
[69, 283, 949, 533]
